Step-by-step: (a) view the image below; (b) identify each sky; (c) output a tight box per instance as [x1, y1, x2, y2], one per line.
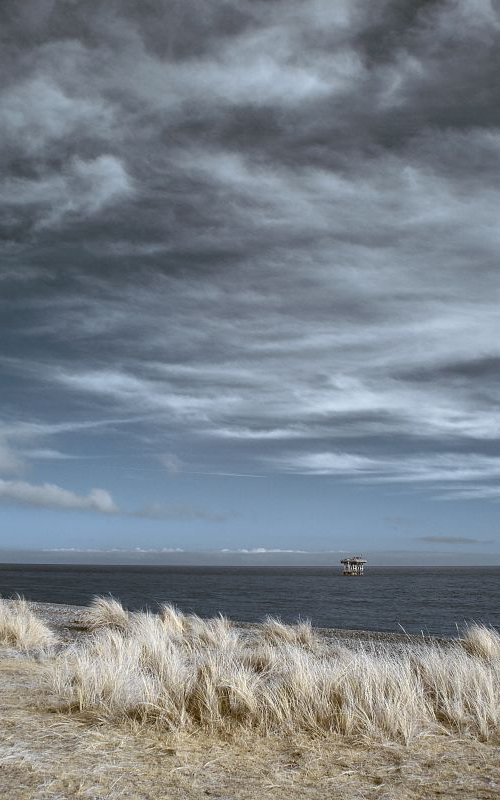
[1, 0, 500, 564]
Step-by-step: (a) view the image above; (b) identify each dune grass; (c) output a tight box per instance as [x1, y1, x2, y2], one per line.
[462, 623, 500, 661]
[0, 597, 58, 652]
[2, 599, 500, 797]
[84, 595, 130, 631]
[2, 653, 498, 800]
[261, 616, 319, 650]
[2, 596, 499, 745]
[47, 598, 500, 745]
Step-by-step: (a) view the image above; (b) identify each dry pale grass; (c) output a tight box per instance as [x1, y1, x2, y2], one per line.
[261, 616, 319, 650]
[158, 602, 187, 635]
[159, 602, 240, 649]
[1, 650, 500, 800]
[463, 624, 500, 661]
[83, 595, 130, 632]
[0, 597, 58, 653]
[48, 604, 500, 746]
[1, 603, 500, 798]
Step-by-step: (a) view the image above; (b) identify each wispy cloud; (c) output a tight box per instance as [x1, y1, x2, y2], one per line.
[0, 479, 118, 514]
[0, 478, 230, 522]
[272, 451, 500, 500]
[21, 448, 79, 461]
[417, 536, 495, 546]
[1, 154, 132, 229]
[220, 547, 309, 554]
[159, 453, 182, 476]
[0, 439, 25, 476]
[435, 486, 500, 501]
[43, 547, 185, 553]
[132, 504, 231, 523]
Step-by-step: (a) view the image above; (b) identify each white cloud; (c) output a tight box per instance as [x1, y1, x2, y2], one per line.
[278, 452, 379, 475]
[1, 77, 113, 154]
[0, 440, 25, 476]
[55, 367, 237, 422]
[0, 479, 118, 514]
[159, 453, 182, 475]
[436, 486, 500, 501]
[1, 155, 132, 228]
[121, 13, 360, 117]
[273, 450, 500, 500]
[22, 448, 78, 460]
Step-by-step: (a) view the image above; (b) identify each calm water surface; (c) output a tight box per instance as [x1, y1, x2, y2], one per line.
[1, 564, 498, 637]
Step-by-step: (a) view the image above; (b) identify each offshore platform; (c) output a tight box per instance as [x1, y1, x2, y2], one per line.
[340, 555, 367, 575]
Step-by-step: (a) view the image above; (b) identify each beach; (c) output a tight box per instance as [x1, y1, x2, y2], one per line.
[11, 598, 451, 646]
[1, 599, 500, 799]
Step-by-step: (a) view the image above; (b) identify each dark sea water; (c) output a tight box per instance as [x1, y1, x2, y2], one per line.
[1, 564, 499, 637]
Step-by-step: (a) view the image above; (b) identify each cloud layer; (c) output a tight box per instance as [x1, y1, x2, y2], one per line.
[1, 0, 500, 524]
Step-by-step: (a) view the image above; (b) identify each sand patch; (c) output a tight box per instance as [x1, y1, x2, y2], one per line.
[1, 650, 500, 799]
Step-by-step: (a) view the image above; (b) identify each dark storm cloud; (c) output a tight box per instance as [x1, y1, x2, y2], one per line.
[1, 0, 500, 506]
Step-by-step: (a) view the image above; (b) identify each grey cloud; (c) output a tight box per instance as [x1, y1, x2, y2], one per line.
[0, 479, 118, 513]
[0, 439, 25, 476]
[159, 453, 182, 475]
[1, 76, 114, 156]
[0, 475, 227, 522]
[417, 536, 495, 545]
[1, 155, 132, 230]
[220, 547, 308, 554]
[0, 417, 149, 478]
[1, 0, 500, 503]
[21, 448, 79, 460]
[0, 413, 152, 443]
[42, 547, 185, 554]
[272, 451, 500, 501]
[436, 486, 500, 501]
[133, 504, 231, 522]
[394, 355, 500, 393]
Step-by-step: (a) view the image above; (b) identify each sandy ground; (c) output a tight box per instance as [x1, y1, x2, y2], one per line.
[1, 649, 500, 799]
[1, 601, 500, 799]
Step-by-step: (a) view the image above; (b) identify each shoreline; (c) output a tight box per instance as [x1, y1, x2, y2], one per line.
[2, 598, 452, 646]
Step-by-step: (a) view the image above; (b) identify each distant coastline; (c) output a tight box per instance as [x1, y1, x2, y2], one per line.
[2, 548, 500, 566]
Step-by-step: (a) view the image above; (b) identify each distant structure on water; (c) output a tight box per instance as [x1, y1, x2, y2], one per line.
[340, 556, 367, 576]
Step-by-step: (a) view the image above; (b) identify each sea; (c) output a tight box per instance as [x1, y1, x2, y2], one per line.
[1, 563, 499, 637]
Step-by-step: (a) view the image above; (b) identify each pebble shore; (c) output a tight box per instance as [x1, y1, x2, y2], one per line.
[2, 598, 451, 646]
